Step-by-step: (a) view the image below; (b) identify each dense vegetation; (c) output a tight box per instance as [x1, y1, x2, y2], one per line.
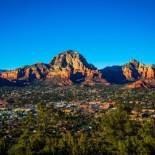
[0, 103, 155, 155]
[0, 84, 155, 154]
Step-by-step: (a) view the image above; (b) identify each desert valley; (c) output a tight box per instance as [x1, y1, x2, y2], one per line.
[0, 50, 155, 155]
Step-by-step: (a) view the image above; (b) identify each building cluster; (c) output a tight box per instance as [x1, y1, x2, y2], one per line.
[53, 101, 115, 114]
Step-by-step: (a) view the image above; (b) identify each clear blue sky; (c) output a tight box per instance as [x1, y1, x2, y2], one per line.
[0, 0, 155, 69]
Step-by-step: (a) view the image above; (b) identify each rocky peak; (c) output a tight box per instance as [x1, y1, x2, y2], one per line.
[50, 50, 96, 71]
[125, 59, 142, 69]
[123, 60, 155, 80]
[129, 59, 140, 65]
[47, 50, 109, 85]
[122, 59, 141, 80]
[101, 59, 155, 84]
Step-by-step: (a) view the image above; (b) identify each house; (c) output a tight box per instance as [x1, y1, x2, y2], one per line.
[99, 102, 114, 110]
[63, 109, 71, 113]
[0, 99, 6, 108]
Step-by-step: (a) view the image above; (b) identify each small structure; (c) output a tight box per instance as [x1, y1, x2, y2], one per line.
[63, 109, 71, 114]
[0, 99, 6, 108]
[99, 102, 114, 110]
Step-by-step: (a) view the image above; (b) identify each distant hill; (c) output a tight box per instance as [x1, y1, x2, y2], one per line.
[101, 59, 155, 88]
[126, 79, 155, 89]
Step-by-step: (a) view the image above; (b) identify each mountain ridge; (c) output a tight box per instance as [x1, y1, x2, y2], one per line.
[0, 50, 155, 88]
[101, 59, 155, 85]
[0, 50, 109, 86]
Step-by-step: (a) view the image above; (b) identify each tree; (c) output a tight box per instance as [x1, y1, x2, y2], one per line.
[0, 138, 6, 155]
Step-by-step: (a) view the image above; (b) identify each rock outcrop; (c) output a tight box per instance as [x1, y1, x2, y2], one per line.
[0, 63, 50, 81]
[126, 79, 155, 89]
[101, 59, 155, 84]
[122, 59, 155, 80]
[47, 50, 109, 85]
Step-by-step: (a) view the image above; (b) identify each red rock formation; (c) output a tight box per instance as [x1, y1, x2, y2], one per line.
[47, 50, 109, 85]
[0, 63, 49, 81]
[126, 79, 155, 89]
[0, 50, 109, 86]
[123, 60, 155, 80]
[0, 70, 19, 80]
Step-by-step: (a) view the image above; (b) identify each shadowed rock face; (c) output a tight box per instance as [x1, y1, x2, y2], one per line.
[101, 66, 127, 84]
[0, 78, 25, 86]
[70, 72, 85, 84]
[0, 78, 13, 86]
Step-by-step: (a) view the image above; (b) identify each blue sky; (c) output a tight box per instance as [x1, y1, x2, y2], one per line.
[0, 0, 155, 69]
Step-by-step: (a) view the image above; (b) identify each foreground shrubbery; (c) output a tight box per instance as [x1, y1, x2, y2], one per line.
[0, 103, 155, 155]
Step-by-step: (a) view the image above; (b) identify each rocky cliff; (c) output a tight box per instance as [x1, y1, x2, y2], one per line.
[122, 59, 155, 80]
[47, 50, 109, 85]
[0, 63, 50, 81]
[101, 59, 155, 84]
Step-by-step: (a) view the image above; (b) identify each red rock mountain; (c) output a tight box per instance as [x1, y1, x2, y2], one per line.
[0, 52, 155, 88]
[46, 51, 109, 85]
[0, 50, 109, 86]
[101, 59, 155, 84]
[123, 59, 155, 80]
[0, 63, 50, 81]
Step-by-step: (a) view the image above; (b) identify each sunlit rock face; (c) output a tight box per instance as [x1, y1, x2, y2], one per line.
[123, 59, 155, 80]
[47, 50, 109, 85]
[0, 63, 50, 81]
[0, 70, 19, 80]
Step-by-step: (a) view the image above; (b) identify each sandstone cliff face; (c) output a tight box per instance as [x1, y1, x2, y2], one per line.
[0, 70, 19, 80]
[142, 65, 155, 79]
[0, 63, 49, 81]
[50, 51, 96, 70]
[47, 50, 109, 85]
[123, 59, 155, 80]
[122, 59, 141, 81]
